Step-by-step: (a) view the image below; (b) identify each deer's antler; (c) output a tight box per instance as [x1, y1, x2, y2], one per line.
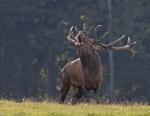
[95, 35, 137, 57]
[67, 26, 78, 43]
[94, 25, 109, 41]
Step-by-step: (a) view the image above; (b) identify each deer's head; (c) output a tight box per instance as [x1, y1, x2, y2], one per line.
[67, 25, 98, 59]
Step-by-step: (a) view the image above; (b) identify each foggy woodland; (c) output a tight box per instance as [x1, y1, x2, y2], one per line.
[0, 0, 150, 102]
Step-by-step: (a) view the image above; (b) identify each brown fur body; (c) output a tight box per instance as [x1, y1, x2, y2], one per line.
[59, 42, 103, 103]
[61, 58, 103, 90]
[59, 28, 105, 104]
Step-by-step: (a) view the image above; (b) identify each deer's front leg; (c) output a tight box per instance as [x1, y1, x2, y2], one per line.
[81, 85, 90, 103]
[95, 84, 101, 104]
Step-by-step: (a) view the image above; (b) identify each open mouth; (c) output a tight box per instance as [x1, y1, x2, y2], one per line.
[78, 36, 82, 43]
[78, 35, 82, 43]
[75, 36, 83, 47]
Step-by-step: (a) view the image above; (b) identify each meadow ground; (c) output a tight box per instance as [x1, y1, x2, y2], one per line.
[0, 100, 150, 116]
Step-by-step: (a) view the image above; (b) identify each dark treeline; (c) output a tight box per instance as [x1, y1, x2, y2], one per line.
[0, 0, 150, 102]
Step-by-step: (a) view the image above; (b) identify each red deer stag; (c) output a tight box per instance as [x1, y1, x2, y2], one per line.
[59, 25, 137, 104]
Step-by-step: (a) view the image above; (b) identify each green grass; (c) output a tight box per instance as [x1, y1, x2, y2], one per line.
[0, 100, 150, 116]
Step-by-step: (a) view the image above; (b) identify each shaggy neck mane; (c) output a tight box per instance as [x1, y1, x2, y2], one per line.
[79, 49, 101, 79]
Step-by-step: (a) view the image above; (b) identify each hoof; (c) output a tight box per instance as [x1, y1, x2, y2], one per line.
[71, 98, 78, 105]
[96, 100, 100, 104]
[84, 98, 90, 103]
[58, 99, 64, 104]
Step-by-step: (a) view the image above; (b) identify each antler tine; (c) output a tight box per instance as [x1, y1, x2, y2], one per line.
[106, 35, 126, 46]
[127, 36, 137, 46]
[75, 26, 78, 32]
[83, 22, 87, 34]
[127, 36, 137, 57]
[94, 25, 102, 40]
[127, 36, 131, 44]
[69, 26, 74, 34]
[94, 35, 125, 47]
[99, 32, 109, 41]
[67, 26, 77, 43]
[94, 25, 109, 41]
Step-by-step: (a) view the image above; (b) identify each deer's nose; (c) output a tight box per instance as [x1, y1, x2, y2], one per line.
[75, 42, 83, 47]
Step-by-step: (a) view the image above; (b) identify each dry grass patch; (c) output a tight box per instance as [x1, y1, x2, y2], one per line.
[0, 100, 150, 116]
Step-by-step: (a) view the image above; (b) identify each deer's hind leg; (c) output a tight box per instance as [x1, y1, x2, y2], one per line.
[72, 87, 83, 104]
[59, 84, 70, 103]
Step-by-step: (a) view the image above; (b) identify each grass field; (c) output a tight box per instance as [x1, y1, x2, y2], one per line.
[0, 100, 150, 116]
